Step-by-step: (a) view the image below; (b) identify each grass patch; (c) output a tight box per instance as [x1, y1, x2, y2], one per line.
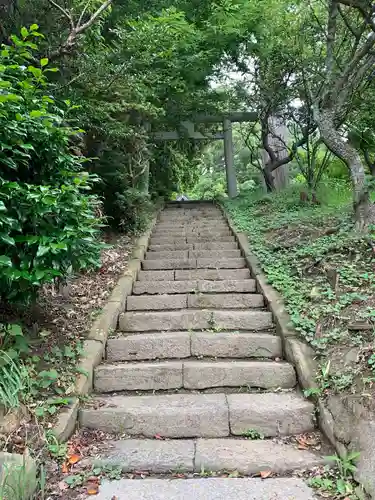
[224, 182, 375, 404]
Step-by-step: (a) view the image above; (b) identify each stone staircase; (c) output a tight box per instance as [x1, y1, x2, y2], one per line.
[80, 202, 324, 499]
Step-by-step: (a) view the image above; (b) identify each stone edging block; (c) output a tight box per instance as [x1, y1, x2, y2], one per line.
[219, 202, 375, 499]
[52, 208, 162, 442]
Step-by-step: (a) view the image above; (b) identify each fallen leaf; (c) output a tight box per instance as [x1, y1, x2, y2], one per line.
[260, 470, 272, 479]
[154, 434, 164, 440]
[87, 484, 99, 495]
[61, 462, 69, 474]
[68, 454, 81, 465]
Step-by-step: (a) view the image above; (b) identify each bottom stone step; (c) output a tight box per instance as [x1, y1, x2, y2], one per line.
[92, 438, 325, 475]
[94, 478, 317, 500]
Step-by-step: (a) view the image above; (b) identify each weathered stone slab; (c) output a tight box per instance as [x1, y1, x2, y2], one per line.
[94, 477, 317, 500]
[227, 393, 315, 436]
[145, 250, 188, 260]
[142, 259, 197, 270]
[187, 235, 235, 243]
[127, 294, 187, 311]
[193, 242, 238, 250]
[195, 439, 324, 475]
[198, 280, 256, 293]
[196, 258, 246, 269]
[183, 361, 296, 389]
[138, 270, 174, 281]
[133, 280, 197, 295]
[107, 332, 191, 361]
[176, 269, 250, 281]
[191, 332, 281, 358]
[188, 293, 264, 309]
[189, 249, 241, 259]
[152, 229, 231, 237]
[94, 362, 183, 392]
[150, 237, 188, 245]
[93, 439, 195, 473]
[156, 223, 229, 231]
[80, 394, 229, 437]
[211, 310, 273, 330]
[119, 310, 212, 332]
[148, 243, 193, 251]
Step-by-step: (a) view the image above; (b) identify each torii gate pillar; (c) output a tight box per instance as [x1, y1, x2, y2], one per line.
[223, 118, 238, 198]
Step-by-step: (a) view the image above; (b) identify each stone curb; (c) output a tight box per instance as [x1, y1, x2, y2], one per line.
[219, 203, 374, 498]
[52, 208, 162, 442]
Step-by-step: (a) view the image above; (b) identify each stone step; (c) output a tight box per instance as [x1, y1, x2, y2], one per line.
[142, 259, 197, 270]
[126, 290, 264, 311]
[133, 280, 197, 294]
[189, 249, 241, 259]
[142, 258, 246, 270]
[127, 293, 263, 311]
[154, 223, 230, 231]
[152, 228, 232, 237]
[227, 392, 315, 436]
[148, 242, 238, 251]
[190, 331, 281, 358]
[137, 269, 251, 282]
[174, 269, 251, 280]
[150, 235, 236, 245]
[119, 309, 273, 332]
[194, 439, 324, 475]
[158, 216, 223, 222]
[80, 392, 312, 438]
[132, 279, 257, 295]
[107, 332, 192, 361]
[126, 294, 187, 311]
[94, 360, 295, 392]
[183, 360, 296, 390]
[80, 393, 230, 436]
[94, 361, 184, 392]
[187, 293, 264, 309]
[145, 250, 189, 260]
[107, 331, 281, 361]
[94, 477, 317, 500]
[144, 249, 242, 260]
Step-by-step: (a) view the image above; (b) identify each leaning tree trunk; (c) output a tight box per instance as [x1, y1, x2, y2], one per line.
[263, 165, 275, 192]
[316, 108, 370, 230]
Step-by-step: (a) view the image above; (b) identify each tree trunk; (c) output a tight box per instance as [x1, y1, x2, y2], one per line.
[315, 108, 369, 230]
[263, 165, 275, 192]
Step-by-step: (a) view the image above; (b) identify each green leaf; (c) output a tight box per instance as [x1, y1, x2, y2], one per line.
[1, 235, 16, 246]
[0, 255, 12, 267]
[21, 27, 29, 39]
[40, 58, 48, 67]
[9, 324, 23, 336]
[30, 24, 39, 31]
[30, 110, 44, 119]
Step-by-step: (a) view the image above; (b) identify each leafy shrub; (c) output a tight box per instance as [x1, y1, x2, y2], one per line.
[0, 27, 103, 303]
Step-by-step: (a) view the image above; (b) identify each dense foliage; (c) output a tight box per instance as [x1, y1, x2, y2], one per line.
[0, 27, 103, 304]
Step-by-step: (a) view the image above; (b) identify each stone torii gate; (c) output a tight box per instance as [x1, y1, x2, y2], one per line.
[152, 112, 257, 198]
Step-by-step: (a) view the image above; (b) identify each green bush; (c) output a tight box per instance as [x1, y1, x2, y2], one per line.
[0, 27, 103, 303]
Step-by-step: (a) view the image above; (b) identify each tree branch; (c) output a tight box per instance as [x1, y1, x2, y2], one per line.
[76, 0, 112, 35]
[326, 0, 339, 81]
[48, 0, 112, 60]
[47, 0, 74, 30]
[78, 0, 92, 27]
